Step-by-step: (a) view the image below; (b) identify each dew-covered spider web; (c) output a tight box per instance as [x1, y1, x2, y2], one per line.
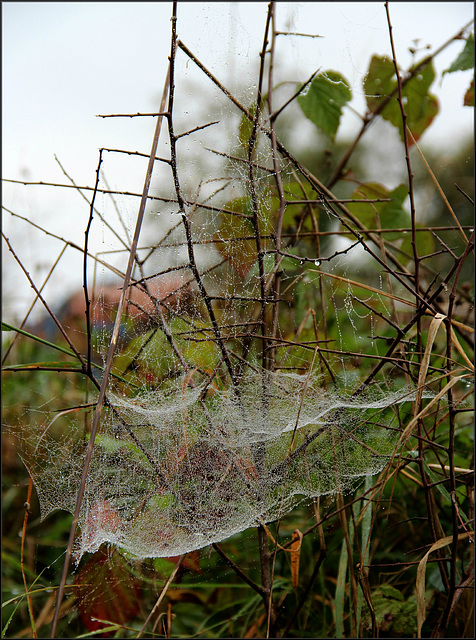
[25, 372, 426, 561]
[14, 3, 436, 563]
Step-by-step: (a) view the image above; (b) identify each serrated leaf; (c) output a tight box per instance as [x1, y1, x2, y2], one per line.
[297, 71, 351, 141]
[402, 64, 439, 142]
[363, 584, 417, 635]
[364, 56, 396, 113]
[74, 547, 141, 636]
[363, 56, 439, 144]
[444, 34, 474, 74]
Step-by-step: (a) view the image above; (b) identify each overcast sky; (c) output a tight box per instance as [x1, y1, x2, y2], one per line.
[2, 2, 474, 322]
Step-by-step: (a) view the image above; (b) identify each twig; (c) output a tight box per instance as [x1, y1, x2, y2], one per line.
[101, 146, 171, 164]
[20, 478, 37, 638]
[50, 48, 172, 640]
[136, 555, 185, 638]
[212, 543, 266, 597]
[1, 244, 68, 365]
[2, 233, 88, 370]
[96, 111, 168, 118]
[175, 120, 219, 139]
[83, 150, 103, 377]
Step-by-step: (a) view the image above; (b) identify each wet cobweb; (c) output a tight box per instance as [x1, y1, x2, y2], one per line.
[26, 371, 420, 561]
[15, 6, 430, 564]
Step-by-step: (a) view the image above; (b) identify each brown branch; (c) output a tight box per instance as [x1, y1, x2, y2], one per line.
[212, 543, 266, 597]
[83, 150, 103, 377]
[167, 5, 240, 396]
[50, 46, 172, 640]
[96, 111, 169, 118]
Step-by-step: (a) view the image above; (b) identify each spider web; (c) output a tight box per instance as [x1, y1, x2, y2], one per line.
[26, 372, 422, 561]
[12, 4, 433, 563]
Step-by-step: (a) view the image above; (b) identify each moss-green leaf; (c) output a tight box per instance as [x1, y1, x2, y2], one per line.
[402, 64, 439, 142]
[215, 198, 259, 277]
[364, 56, 396, 114]
[444, 34, 474, 74]
[363, 584, 418, 635]
[297, 71, 351, 141]
[400, 225, 435, 265]
[238, 104, 257, 151]
[346, 182, 409, 239]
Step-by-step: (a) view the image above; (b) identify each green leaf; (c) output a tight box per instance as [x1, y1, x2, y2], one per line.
[421, 460, 469, 524]
[363, 584, 418, 635]
[346, 182, 410, 239]
[380, 185, 410, 233]
[216, 200, 257, 278]
[363, 56, 396, 114]
[402, 64, 439, 141]
[400, 224, 435, 265]
[422, 459, 452, 504]
[444, 34, 474, 74]
[363, 56, 439, 143]
[297, 71, 352, 141]
[356, 476, 373, 634]
[277, 180, 318, 235]
[216, 196, 272, 277]
[238, 104, 257, 151]
[113, 317, 222, 384]
[335, 538, 348, 638]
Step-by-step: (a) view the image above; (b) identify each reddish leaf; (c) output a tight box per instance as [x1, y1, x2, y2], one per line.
[164, 549, 202, 573]
[464, 78, 474, 107]
[74, 548, 141, 636]
[81, 500, 122, 552]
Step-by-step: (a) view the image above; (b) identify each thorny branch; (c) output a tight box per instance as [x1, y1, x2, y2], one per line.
[50, 43, 172, 640]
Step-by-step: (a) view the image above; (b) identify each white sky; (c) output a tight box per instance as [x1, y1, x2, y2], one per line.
[2, 2, 474, 323]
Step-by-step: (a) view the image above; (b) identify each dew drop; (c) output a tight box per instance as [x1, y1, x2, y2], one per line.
[314, 259, 321, 266]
